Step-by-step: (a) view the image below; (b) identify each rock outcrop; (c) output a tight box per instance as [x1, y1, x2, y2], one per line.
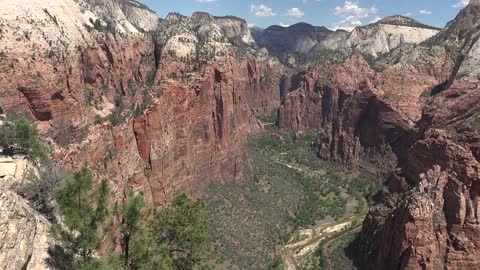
[324, 16, 440, 58]
[0, 156, 51, 270]
[357, 1, 480, 269]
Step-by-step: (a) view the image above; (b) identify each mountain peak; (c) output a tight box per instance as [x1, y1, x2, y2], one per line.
[373, 15, 441, 30]
[377, 15, 417, 25]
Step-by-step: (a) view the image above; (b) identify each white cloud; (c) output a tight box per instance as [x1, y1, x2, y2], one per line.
[286, 7, 305, 18]
[452, 0, 469, 8]
[248, 23, 255, 28]
[279, 22, 290, 27]
[194, 0, 216, 2]
[332, 1, 378, 31]
[419, 10, 432, 15]
[250, 4, 276, 17]
[404, 12, 412, 17]
[334, 1, 377, 19]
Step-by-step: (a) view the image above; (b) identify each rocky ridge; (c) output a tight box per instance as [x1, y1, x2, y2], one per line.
[253, 16, 440, 66]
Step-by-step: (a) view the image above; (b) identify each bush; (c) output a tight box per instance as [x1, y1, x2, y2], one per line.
[472, 118, 480, 132]
[17, 165, 67, 221]
[0, 115, 47, 159]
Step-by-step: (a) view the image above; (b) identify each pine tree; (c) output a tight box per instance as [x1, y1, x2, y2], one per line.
[153, 193, 209, 269]
[106, 191, 172, 270]
[53, 166, 110, 269]
[116, 191, 151, 269]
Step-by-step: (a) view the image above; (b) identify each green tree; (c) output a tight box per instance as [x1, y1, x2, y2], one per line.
[153, 193, 209, 269]
[0, 115, 46, 159]
[115, 192, 154, 269]
[53, 166, 110, 269]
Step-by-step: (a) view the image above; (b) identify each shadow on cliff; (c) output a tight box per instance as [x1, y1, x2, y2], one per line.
[44, 245, 73, 270]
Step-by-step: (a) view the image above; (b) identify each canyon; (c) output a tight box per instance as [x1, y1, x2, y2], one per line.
[0, 0, 479, 269]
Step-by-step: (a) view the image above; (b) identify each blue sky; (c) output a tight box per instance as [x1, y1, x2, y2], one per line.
[138, 0, 469, 30]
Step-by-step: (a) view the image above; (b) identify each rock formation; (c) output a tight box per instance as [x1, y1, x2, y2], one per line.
[0, 155, 51, 270]
[253, 16, 439, 66]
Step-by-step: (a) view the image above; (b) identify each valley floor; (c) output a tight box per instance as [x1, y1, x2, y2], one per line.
[201, 132, 384, 270]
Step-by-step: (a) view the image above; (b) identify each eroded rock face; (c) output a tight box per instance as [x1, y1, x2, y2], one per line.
[0, 0, 286, 205]
[0, 189, 51, 270]
[277, 54, 436, 164]
[0, 156, 51, 270]
[254, 23, 336, 65]
[361, 130, 480, 270]
[358, 1, 480, 269]
[54, 55, 285, 206]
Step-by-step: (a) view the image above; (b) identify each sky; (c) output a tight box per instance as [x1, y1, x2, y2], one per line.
[137, 0, 470, 30]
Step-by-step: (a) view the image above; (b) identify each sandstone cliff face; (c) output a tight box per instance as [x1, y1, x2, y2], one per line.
[275, 3, 480, 268]
[195, 13, 256, 46]
[276, 50, 447, 163]
[0, 0, 156, 137]
[358, 1, 480, 269]
[0, 0, 285, 206]
[323, 16, 440, 58]
[0, 156, 51, 270]
[117, 0, 160, 32]
[54, 55, 285, 206]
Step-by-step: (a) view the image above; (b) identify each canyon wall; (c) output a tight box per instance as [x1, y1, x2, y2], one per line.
[276, 1, 480, 269]
[0, 0, 285, 207]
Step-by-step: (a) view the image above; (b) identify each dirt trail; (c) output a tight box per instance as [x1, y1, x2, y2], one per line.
[276, 156, 368, 270]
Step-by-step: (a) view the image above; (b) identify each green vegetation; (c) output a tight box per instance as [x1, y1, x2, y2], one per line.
[17, 165, 67, 221]
[153, 193, 209, 269]
[309, 229, 360, 270]
[262, 108, 278, 129]
[311, 49, 346, 64]
[202, 133, 383, 269]
[472, 118, 480, 132]
[362, 53, 386, 72]
[378, 16, 441, 30]
[51, 166, 110, 269]
[421, 87, 433, 98]
[133, 89, 152, 118]
[43, 8, 59, 26]
[0, 51, 6, 61]
[85, 18, 115, 34]
[50, 166, 209, 270]
[0, 115, 47, 159]
[195, 33, 216, 72]
[263, 67, 272, 84]
[109, 93, 126, 126]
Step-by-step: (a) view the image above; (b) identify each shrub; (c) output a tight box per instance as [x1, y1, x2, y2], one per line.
[17, 165, 67, 221]
[472, 118, 480, 132]
[0, 115, 47, 159]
